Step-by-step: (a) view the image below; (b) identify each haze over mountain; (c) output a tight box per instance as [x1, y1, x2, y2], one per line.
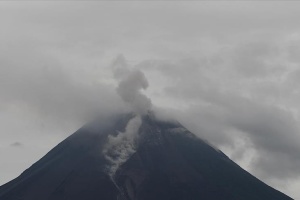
[0, 42, 295, 200]
[0, 113, 292, 200]
[2, 3, 300, 198]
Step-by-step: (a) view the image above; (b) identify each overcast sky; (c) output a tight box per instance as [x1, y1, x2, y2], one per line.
[1, 1, 300, 199]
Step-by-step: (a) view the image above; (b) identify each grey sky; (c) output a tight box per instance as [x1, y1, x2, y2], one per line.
[1, 1, 300, 199]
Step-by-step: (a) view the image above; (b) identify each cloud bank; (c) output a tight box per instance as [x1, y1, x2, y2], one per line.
[1, 2, 300, 198]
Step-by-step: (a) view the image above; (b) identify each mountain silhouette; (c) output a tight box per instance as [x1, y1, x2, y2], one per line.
[0, 113, 292, 200]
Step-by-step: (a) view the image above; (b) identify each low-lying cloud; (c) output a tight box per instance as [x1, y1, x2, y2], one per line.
[138, 36, 300, 187]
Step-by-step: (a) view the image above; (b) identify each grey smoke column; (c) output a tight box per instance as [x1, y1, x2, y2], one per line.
[102, 55, 152, 178]
[112, 55, 152, 115]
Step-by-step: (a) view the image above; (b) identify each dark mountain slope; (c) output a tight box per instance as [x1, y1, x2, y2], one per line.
[0, 114, 293, 200]
[0, 114, 132, 200]
[116, 116, 291, 200]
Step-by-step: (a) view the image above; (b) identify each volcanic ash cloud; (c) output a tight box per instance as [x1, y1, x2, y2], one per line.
[103, 55, 151, 178]
[112, 55, 152, 115]
[103, 115, 142, 177]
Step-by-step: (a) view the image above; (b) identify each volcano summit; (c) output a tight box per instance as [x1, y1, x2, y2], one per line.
[0, 113, 292, 200]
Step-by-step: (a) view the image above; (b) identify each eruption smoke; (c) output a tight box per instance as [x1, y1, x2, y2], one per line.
[103, 55, 152, 178]
[112, 55, 152, 115]
[103, 115, 142, 177]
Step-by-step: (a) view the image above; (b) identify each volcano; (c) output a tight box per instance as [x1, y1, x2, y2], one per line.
[0, 113, 292, 200]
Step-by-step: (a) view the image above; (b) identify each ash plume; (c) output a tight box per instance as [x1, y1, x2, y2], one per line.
[112, 55, 152, 115]
[102, 55, 152, 178]
[103, 115, 142, 177]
